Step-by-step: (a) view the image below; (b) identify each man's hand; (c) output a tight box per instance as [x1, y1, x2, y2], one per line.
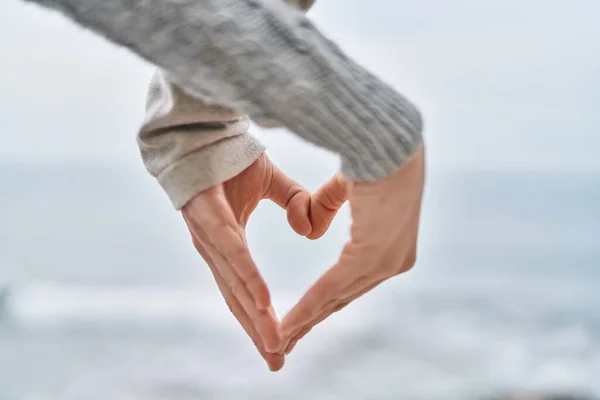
[280, 146, 426, 355]
[181, 153, 341, 371]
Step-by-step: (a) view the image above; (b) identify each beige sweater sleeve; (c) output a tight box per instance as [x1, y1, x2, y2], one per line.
[138, 71, 266, 210]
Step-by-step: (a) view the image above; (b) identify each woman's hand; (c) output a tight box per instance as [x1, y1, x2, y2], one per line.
[280, 146, 426, 355]
[182, 153, 343, 371]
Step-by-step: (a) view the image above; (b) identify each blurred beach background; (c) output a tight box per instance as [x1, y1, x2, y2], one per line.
[1, 0, 599, 399]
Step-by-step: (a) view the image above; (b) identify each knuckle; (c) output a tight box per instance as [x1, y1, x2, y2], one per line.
[405, 249, 417, 269]
[321, 299, 338, 312]
[287, 186, 307, 205]
[396, 247, 418, 275]
[230, 282, 245, 299]
[205, 209, 234, 231]
[297, 325, 312, 339]
[243, 267, 259, 281]
[332, 301, 349, 313]
[244, 270, 263, 288]
[191, 238, 202, 251]
[222, 273, 236, 288]
[320, 181, 346, 209]
[231, 243, 249, 260]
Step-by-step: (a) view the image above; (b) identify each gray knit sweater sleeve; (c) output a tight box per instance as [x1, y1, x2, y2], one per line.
[23, 0, 423, 181]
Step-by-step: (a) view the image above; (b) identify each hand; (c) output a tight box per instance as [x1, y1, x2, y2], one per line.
[181, 153, 342, 371]
[280, 146, 426, 355]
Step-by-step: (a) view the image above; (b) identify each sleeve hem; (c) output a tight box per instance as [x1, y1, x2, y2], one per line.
[156, 133, 266, 210]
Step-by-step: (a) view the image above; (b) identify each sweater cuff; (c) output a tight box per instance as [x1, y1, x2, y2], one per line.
[156, 133, 265, 210]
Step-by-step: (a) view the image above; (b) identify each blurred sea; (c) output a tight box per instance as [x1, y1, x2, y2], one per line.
[1, 163, 599, 400]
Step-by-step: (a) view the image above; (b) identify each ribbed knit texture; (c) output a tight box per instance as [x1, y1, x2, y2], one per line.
[24, 0, 423, 182]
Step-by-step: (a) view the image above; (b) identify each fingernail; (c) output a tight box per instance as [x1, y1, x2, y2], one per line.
[264, 333, 281, 354]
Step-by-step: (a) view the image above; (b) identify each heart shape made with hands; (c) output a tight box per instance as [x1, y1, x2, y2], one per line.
[182, 148, 425, 372]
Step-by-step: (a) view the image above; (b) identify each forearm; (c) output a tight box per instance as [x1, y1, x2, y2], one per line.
[25, 0, 423, 181]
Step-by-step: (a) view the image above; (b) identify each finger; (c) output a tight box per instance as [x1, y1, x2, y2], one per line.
[184, 195, 272, 312]
[210, 222, 271, 311]
[206, 239, 282, 353]
[264, 163, 312, 237]
[187, 236, 284, 371]
[284, 299, 349, 355]
[213, 268, 285, 372]
[287, 276, 386, 354]
[280, 234, 375, 343]
[284, 325, 309, 355]
[183, 192, 282, 353]
[186, 214, 281, 353]
[284, 277, 385, 356]
[307, 172, 349, 240]
[280, 253, 358, 339]
[280, 238, 369, 337]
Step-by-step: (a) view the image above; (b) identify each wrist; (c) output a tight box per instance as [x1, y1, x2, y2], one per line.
[156, 134, 266, 210]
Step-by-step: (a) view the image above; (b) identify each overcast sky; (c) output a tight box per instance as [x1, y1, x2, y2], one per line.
[0, 0, 598, 171]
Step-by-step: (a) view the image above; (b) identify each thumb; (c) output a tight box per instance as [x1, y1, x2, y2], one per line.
[307, 172, 349, 240]
[265, 164, 312, 237]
